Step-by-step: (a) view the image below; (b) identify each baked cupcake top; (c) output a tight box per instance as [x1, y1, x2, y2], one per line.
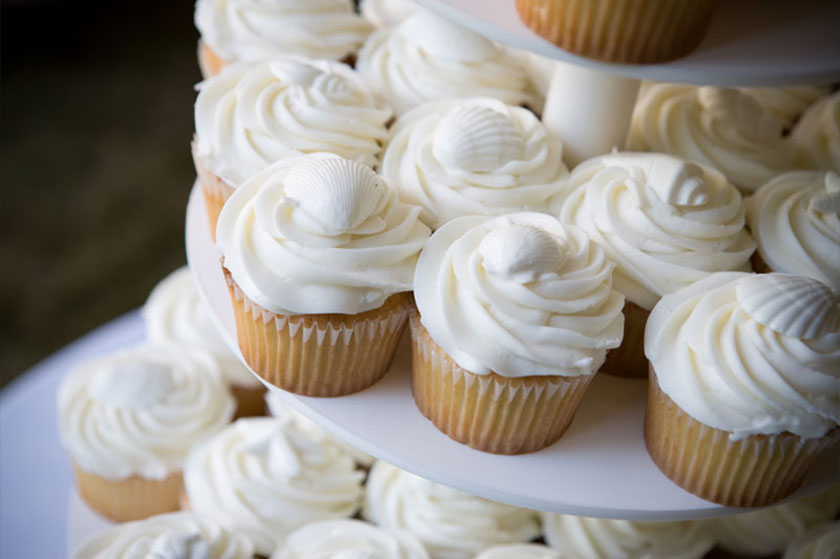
[143, 266, 261, 388]
[271, 519, 429, 559]
[194, 57, 391, 186]
[183, 417, 365, 555]
[738, 85, 831, 129]
[557, 152, 756, 310]
[784, 521, 840, 559]
[382, 97, 568, 229]
[714, 484, 839, 556]
[541, 512, 715, 559]
[359, 0, 418, 28]
[747, 170, 840, 292]
[414, 213, 624, 377]
[72, 511, 254, 559]
[475, 544, 560, 559]
[363, 461, 540, 559]
[356, 10, 539, 116]
[216, 154, 430, 315]
[194, 0, 372, 64]
[626, 84, 799, 192]
[58, 343, 235, 480]
[791, 91, 840, 174]
[645, 272, 840, 439]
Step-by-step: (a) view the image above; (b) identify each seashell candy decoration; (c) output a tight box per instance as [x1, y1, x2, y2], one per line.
[432, 105, 526, 172]
[478, 223, 565, 281]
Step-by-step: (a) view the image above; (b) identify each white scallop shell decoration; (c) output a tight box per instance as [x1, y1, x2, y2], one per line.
[735, 274, 840, 339]
[432, 105, 525, 173]
[479, 223, 565, 280]
[283, 158, 386, 231]
[810, 171, 840, 214]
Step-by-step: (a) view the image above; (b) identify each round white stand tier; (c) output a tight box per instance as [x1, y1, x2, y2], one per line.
[413, 0, 840, 86]
[185, 184, 839, 520]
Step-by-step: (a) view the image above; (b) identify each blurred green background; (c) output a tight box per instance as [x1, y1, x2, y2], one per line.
[2, 0, 200, 385]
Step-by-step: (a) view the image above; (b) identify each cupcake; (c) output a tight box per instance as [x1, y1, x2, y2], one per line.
[514, 0, 717, 64]
[57, 343, 235, 521]
[364, 461, 541, 559]
[791, 91, 840, 174]
[271, 519, 429, 559]
[738, 85, 832, 131]
[265, 390, 374, 468]
[713, 484, 839, 556]
[143, 266, 266, 417]
[183, 417, 365, 556]
[412, 213, 624, 454]
[626, 84, 799, 192]
[216, 154, 429, 396]
[193, 57, 391, 236]
[359, 0, 419, 28]
[356, 10, 540, 116]
[644, 272, 840, 507]
[72, 511, 254, 559]
[382, 97, 568, 230]
[784, 521, 840, 559]
[747, 170, 840, 292]
[557, 152, 755, 378]
[475, 544, 561, 559]
[194, 0, 372, 77]
[541, 512, 715, 559]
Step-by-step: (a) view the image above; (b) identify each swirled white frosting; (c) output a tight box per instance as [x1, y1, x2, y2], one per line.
[364, 461, 540, 559]
[184, 417, 365, 555]
[645, 272, 840, 439]
[272, 519, 429, 559]
[216, 154, 429, 315]
[475, 544, 561, 559]
[194, 0, 372, 63]
[58, 344, 235, 480]
[541, 512, 715, 559]
[360, 0, 418, 28]
[791, 91, 840, 174]
[382, 98, 567, 229]
[143, 267, 261, 388]
[739, 85, 831, 129]
[747, 171, 840, 292]
[265, 391, 374, 467]
[356, 11, 539, 116]
[784, 522, 840, 559]
[557, 152, 756, 310]
[714, 484, 840, 555]
[626, 84, 798, 192]
[415, 213, 624, 377]
[72, 511, 254, 559]
[194, 57, 391, 186]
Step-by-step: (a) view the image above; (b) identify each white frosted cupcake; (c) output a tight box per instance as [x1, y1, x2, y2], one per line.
[364, 461, 540, 559]
[72, 511, 254, 559]
[382, 97, 568, 229]
[183, 417, 365, 555]
[194, 0, 372, 77]
[475, 544, 560, 559]
[216, 154, 429, 396]
[645, 272, 840, 506]
[143, 266, 265, 417]
[541, 512, 715, 559]
[626, 85, 799, 192]
[557, 152, 755, 377]
[738, 85, 832, 130]
[356, 10, 539, 116]
[713, 484, 839, 556]
[359, 0, 419, 28]
[791, 91, 840, 174]
[265, 390, 374, 468]
[784, 521, 840, 559]
[747, 170, 840, 292]
[193, 57, 392, 235]
[58, 343, 235, 521]
[412, 213, 624, 453]
[271, 519, 429, 559]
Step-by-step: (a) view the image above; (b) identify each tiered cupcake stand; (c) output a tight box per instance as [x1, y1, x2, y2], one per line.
[186, 0, 840, 521]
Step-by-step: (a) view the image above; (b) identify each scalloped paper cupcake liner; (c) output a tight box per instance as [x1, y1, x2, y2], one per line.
[224, 268, 411, 397]
[645, 368, 840, 507]
[197, 40, 228, 79]
[410, 312, 593, 454]
[192, 141, 235, 243]
[515, 0, 717, 64]
[599, 300, 649, 379]
[73, 464, 183, 522]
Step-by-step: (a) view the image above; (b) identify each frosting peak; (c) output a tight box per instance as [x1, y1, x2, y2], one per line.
[89, 361, 173, 409]
[432, 105, 525, 172]
[811, 171, 840, 214]
[697, 86, 785, 141]
[401, 12, 498, 62]
[478, 223, 564, 281]
[135, 533, 209, 559]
